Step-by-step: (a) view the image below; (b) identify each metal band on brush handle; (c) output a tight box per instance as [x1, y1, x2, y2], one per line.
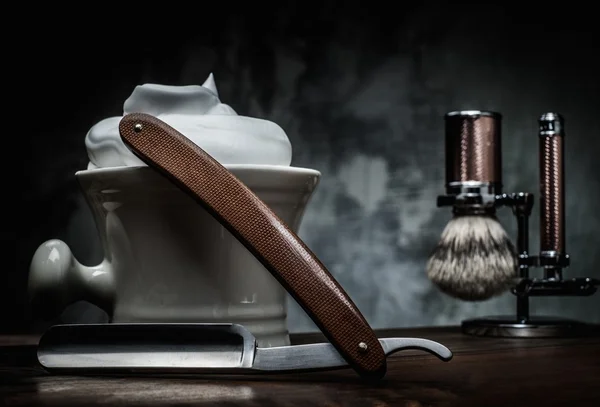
[118, 113, 387, 379]
[538, 113, 567, 269]
[444, 110, 503, 196]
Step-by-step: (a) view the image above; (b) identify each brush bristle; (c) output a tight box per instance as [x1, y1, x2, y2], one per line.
[426, 215, 518, 301]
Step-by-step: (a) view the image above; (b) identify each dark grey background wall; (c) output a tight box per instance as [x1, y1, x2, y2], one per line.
[12, 3, 600, 333]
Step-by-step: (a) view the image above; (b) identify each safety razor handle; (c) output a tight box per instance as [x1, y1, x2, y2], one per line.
[118, 113, 387, 379]
[538, 113, 566, 256]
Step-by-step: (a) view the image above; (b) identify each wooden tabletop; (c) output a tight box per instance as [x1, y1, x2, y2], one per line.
[1, 326, 599, 406]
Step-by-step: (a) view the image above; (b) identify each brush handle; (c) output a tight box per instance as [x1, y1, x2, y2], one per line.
[118, 113, 386, 379]
[444, 110, 503, 193]
[538, 113, 566, 255]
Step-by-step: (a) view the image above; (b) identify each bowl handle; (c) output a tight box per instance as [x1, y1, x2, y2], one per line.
[28, 239, 115, 320]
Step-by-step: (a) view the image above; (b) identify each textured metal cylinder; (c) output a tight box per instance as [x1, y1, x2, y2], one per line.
[539, 113, 566, 254]
[444, 111, 502, 192]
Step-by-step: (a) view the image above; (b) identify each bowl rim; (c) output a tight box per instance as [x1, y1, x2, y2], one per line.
[76, 164, 321, 178]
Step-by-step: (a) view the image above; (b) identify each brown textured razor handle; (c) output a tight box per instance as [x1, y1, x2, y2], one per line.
[538, 113, 566, 254]
[119, 113, 386, 379]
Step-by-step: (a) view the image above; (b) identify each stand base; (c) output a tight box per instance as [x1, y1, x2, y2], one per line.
[461, 316, 600, 338]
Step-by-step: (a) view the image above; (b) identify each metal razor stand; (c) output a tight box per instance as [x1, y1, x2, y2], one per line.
[437, 111, 599, 338]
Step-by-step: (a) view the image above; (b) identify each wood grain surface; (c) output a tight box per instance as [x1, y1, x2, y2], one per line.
[1, 326, 599, 406]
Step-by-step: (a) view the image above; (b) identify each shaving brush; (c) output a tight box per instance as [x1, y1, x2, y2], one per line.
[426, 111, 519, 301]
